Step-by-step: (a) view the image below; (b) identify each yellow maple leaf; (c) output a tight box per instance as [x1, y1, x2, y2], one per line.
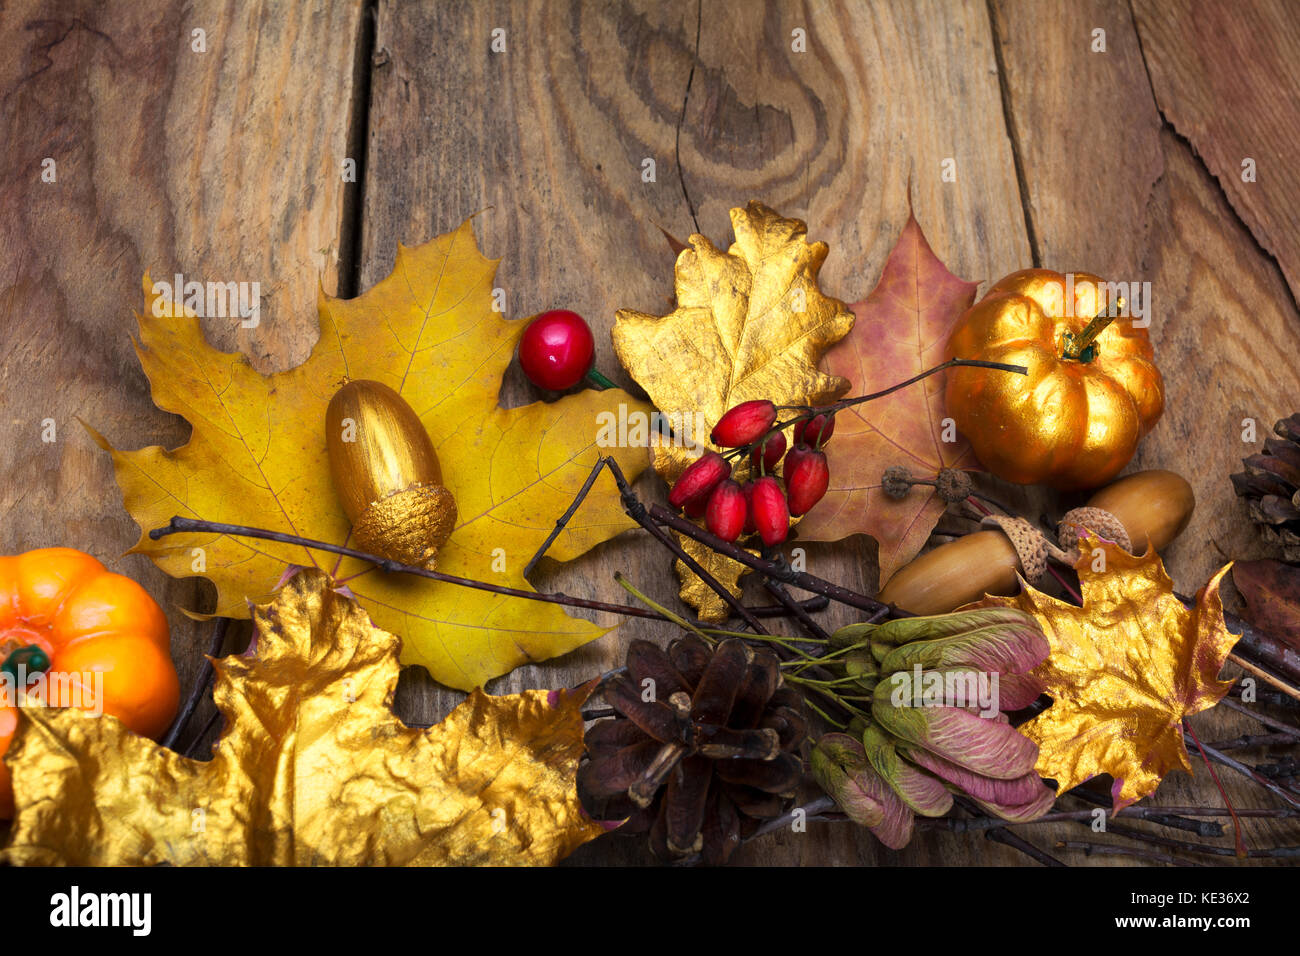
[970, 538, 1239, 810]
[0, 570, 606, 865]
[93, 218, 651, 691]
[612, 202, 854, 618]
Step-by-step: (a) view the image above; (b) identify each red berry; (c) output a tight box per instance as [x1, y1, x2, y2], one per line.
[518, 310, 595, 390]
[684, 494, 710, 519]
[786, 449, 830, 517]
[783, 442, 813, 474]
[749, 431, 787, 473]
[710, 400, 777, 448]
[669, 451, 730, 510]
[705, 480, 747, 542]
[750, 476, 789, 546]
[741, 482, 757, 535]
[794, 413, 836, 448]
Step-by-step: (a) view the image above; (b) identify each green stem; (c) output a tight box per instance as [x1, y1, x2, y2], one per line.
[613, 573, 714, 645]
[802, 696, 848, 730]
[1, 644, 50, 684]
[1062, 307, 1119, 362]
[585, 367, 618, 390]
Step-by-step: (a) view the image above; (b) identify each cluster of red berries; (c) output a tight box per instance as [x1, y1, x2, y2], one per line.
[668, 400, 833, 546]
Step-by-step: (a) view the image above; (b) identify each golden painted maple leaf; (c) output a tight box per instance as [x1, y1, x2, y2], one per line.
[612, 202, 854, 618]
[0, 570, 606, 865]
[970, 538, 1239, 810]
[93, 218, 652, 691]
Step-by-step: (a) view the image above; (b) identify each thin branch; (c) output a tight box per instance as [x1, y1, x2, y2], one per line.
[151, 516, 666, 622]
[523, 455, 607, 578]
[1184, 732, 1300, 810]
[1057, 841, 1203, 867]
[161, 617, 229, 752]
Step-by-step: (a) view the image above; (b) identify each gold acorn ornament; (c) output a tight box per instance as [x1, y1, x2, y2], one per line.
[325, 380, 457, 568]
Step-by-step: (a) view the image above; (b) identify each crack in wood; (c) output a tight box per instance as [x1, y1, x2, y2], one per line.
[986, 0, 1041, 269]
[674, 0, 703, 237]
[1125, 0, 1300, 320]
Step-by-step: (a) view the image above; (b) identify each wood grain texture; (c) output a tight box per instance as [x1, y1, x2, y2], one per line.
[1132, 0, 1300, 308]
[992, 0, 1300, 862]
[4, 0, 1296, 868]
[0, 0, 363, 748]
[363, 0, 1045, 866]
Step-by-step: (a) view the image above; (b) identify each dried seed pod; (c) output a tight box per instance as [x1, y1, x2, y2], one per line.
[586, 718, 647, 757]
[690, 639, 753, 725]
[668, 634, 711, 685]
[625, 640, 691, 700]
[664, 755, 712, 854]
[714, 752, 802, 794]
[577, 740, 663, 799]
[580, 634, 809, 865]
[604, 676, 681, 743]
[326, 379, 457, 568]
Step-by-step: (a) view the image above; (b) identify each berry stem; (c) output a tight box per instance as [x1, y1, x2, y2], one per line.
[725, 357, 1027, 462]
[585, 368, 618, 390]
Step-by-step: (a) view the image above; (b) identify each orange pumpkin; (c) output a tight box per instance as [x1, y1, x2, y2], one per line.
[0, 548, 179, 817]
[944, 269, 1164, 490]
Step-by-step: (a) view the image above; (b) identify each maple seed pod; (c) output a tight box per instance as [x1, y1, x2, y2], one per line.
[705, 480, 747, 543]
[750, 431, 787, 473]
[669, 451, 731, 511]
[786, 449, 830, 517]
[710, 400, 777, 448]
[750, 476, 790, 546]
[326, 380, 457, 569]
[795, 413, 836, 448]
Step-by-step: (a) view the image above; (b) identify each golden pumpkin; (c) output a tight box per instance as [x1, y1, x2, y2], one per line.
[944, 269, 1164, 489]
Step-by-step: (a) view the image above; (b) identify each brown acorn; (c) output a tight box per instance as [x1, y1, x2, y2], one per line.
[325, 379, 457, 568]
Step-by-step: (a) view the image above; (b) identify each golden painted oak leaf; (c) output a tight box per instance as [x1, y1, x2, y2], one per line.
[94, 218, 651, 691]
[0, 570, 606, 866]
[796, 213, 981, 585]
[613, 202, 854, 618]
[970, 538, 1239, 811]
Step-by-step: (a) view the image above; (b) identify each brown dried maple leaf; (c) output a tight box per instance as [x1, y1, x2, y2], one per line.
[795, 213, 980, 585]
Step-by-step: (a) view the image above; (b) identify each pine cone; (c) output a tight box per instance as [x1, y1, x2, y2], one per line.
[1231, 414, 1300, 560]
[578, 636, 808, 865]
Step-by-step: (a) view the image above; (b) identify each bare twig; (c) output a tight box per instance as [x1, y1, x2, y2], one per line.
[161, 617, 230, 752]
[1057, 841, 1203, 866]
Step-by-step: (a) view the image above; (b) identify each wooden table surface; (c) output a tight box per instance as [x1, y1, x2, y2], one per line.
[4, 0, 1299, 866]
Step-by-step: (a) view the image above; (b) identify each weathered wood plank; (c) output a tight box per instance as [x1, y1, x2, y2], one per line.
[1132, 0, 1300, 308]
[363, 0, 1042, 865]
[992, 0, 1300, 861]
[0, 0, 364, 742]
